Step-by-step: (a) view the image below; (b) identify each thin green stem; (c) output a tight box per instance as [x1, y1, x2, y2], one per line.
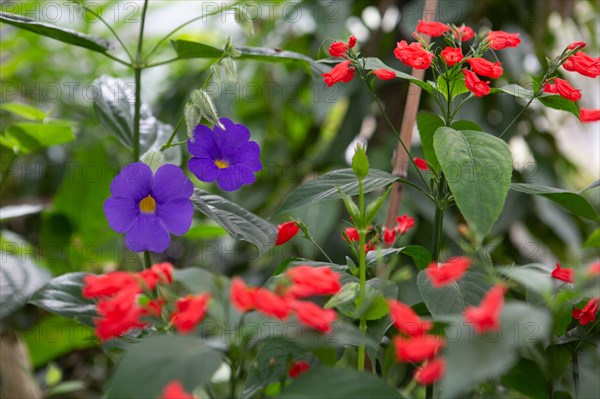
[145, 58, 180, 69]
[143, 251, 152, 269]
[431, 177, 446, 262]
[103, 52, 131, 67]
[132, 0, 149, 161]
[74, 0, 134, 62]
[572, 349, 579, 397]
[498, 96, 535, 138]
[307, 234, 333, 263]
[143, 1, 241, 63]
[357, 178, 367, 372]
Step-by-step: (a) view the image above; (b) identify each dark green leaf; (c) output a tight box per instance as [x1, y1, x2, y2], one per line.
[1, 251, 51, 319]
[277, 366, 404, 398]
[417, 270, 492, 317]
[364, 57, 435, 93]
[28, 272, 96, 326]
[105, 335, 222, 399]
[434, 128, 513, 240]
[192, 189, 278, 255]
[92, 76, 133, 147]
[366, 246, 431, 270]
[538, 95, 580, 118]
[417, 112, 444, 172]
[450, 120, 483, 132]
[276, 169, 399, 214]
[511, 183, 599, 222]
[500, 358, 548, 399]
[584, 228, 600, 248]
[0, 11, 112, 53]
[494, 84, 534, 99]
[0, 102, 46, 121]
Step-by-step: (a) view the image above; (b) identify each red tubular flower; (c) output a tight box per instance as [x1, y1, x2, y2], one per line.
[138, 262, 174, 290]
[463, 69, 491, 97]
[286, 266, 341, 298]
[544, 78, 581, 101]
[83, 272, 139, 298]
[322, 60, 355, 87]
[394, 40, 435, 69]
[394, 334, 445, 362]
[343, 227, 360, 241]
[373, 68, 397, 80]
[329, 41, 349, 57]
[563, 52, 600, 78]
[231, 277, 256, 312]
[441, 47, 463, 66]
[94, 287, 146, 340]
[414, 358, 446, 385]
[251, 288, 291, 320]
[143, 298, 165, 317]
[170, 293, 211, 334]
[551, 263, 574, 283]
[388, 300, 432, 336]
[413, 157, 430, 170]
[292, 300, 336, 333]
[572, 297, 599, 325]
[383, 227, 396, 244]
[348, 35, 357, 48]
[466, 58, 503, 79]
[487, 30, 521, 50]
[161, 381, 196, 399]
[580, 109, 600, 122]
[364, 243, 376, 253]
[396, 215, 415, 235]
[276, 221, 300, 245]
[454, 25, 474, 41]
[568, 41, 586, 50]
[416, 20, 450, 37]
[587, 262, 600, 275]
[464, 285, 506, 334]
[288, 360, 310, 378]
[426, 257, 471, 287]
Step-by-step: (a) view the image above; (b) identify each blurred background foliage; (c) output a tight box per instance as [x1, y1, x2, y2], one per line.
[1, 0, 599, 397]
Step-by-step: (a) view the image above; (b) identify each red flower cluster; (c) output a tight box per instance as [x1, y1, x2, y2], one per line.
[389, 299, 445, 385]
[171, 293, 211, 334]
[276, 221, 300, 245]
[328, 35, 357, 57]
[230, 266, 341, 333]
[487, 30, 521, 50]
[288, 360, 310, 378]
[426, 257, 471, 287]
[394, 40, 435, 70]
[441, 47, 463, 66]
[83, 263, 174, 341]
[543, 78, 581, 101]
[464, 285, 506, 334]
[453, 25, 474, 42]
[343, 226, 360, 241]
[572, 297, 598, 325]
[551, 263, 574, 283]
[322, 36, 358, 87]
[466, 58, 503, 79]
[416, 20, 450, 37]
[161, 381, 196, 399]
[563, 50, 600, 78]
[397, 214, 415, 235]
[462, 69, 491, 97]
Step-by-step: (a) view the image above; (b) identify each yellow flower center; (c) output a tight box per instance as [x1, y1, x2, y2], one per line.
[139, 195, 156, 213]
[214, 160, 229, 169]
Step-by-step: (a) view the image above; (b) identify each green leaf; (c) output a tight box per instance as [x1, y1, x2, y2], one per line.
[434, 128, 513, 240]
[511, 183, 600, 222]
[416, 270, 492, 317]
[494, 84, 534, 99]
[364, 57, 435, 93]
[450, 120, 482, 132]
[365, 185, 393, 225]
[92, 76, 133, 147]
[105, 335, 222, 399]
[539, 95, 580, 118]
[496, 264, 553, 296]
[191, 189, 278, 255]
[1, 251, 51, 319]
[0, 11, 112, 53]
[184, 223, 228, 240]
[276, 169, 399, 214]
[365, 246, 431, 270]
[436, 71, 469, 100]
[173, 268, 217, 294]
[440, 303, 552, 398]
[417, 113, 444, 172]
[584, 228, 600, 248]
[28, 272, 96, 326]
[277, 366, 404, 398]
[242, 338, 317, 399]
[500, 358, 548, 399]
[0, 102, 46, 121]
[2, 122, 74, 153]
[170, 40, 329, 75]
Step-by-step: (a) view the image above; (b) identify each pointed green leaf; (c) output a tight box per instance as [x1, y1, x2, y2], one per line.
[364, 57, 435, 93]
[0, 102, 46, 121]
[417, 112, 445, 172]
[539, 95, 580, 118]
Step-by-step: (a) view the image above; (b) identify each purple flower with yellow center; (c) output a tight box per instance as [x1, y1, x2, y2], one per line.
[104, 163, 194, 252]
[187, 118, 262, 191]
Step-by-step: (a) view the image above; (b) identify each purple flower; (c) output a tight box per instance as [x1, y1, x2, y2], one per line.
[104, 163, 194, 252]
[187, 118, 262, 191]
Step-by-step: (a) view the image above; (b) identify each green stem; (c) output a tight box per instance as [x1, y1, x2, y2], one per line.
[143, 251, 152, 269]
[498, 96, 535, 138]
[572, 349, 579, 397]
[431, 177, 446, 262]
[132, 0, 149, 161]
[357, 178, 367, 371]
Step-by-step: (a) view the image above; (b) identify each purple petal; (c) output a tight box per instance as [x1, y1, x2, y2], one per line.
[157, 198, 194, 235]
[213, 118, 251, 157]
[188, 124, 219, 159]
[110, 162, 152, 201]
[151, 164, 194, 202]
[104, 197, 138, 233]
[124, 214, 171, 252]
[231, 141, 262, 172]
[188, 156, 220, 183]
[216, 165, 256, 191]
